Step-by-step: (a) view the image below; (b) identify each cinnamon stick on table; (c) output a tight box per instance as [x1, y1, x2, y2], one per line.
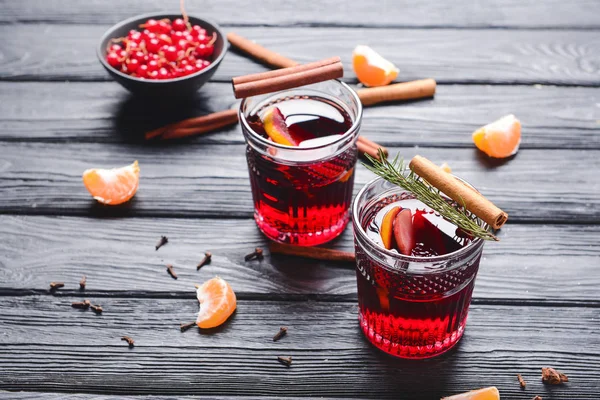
[269, 242, 355, 263]
[409, 155, 508, 229]
[232, 57, 344, 99]
[227, 32, 298, 69]
[145, 109, 239, 140]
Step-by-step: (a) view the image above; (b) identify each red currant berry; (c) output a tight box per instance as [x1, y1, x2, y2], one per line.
[196, 35, 209, 45]
[195, 44, 214, 58]
[195, 60, 206, 70]
[172, 18, 187, 31]
[171, 30, 185, 41]
[147, 38, 161, 53]
[147, 70, 159, 79]
[158, 33, 172, 45]
[157, 20, 171, 34]
[158, 67, 170, 79]
[182, 64, 196, 76]
[190, 25, 207, 38]
[106, 52, 121, 68]
[126, 58, 140, 73]
[137, 64, 149, 78]
[144, 19, 160, 33]
[147, 60, 159, 71]
[177, 39, 190, 50]
[184, 33, 195, 43]
[143, 30, 157, 41]
[109, 44, 122, 52]
[164, 45, 178, 61]
[118, 50, 128, 59]
[132, 51, 146, 62]
[128, 30, 142, 42]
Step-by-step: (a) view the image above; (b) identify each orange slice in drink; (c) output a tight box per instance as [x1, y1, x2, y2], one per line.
[352, 45, 399, 87]
[380, 206, 401, 250]
[262, 107, 299, 146]
[472, 114, 521, 158]
[441, 386, 500, 400]
[82, 160, 139, 205]
[196, 276, 237, 329]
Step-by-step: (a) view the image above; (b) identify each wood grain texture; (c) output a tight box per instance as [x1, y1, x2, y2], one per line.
[0, 297, 598, 398]
[0, 142, 598, 222]
[0, 216, 599, 302]
[1, 25, 599, 85]
[0, 395, 327, 400]
[1, 82, 599, 149]
[1, 0, 599, 28]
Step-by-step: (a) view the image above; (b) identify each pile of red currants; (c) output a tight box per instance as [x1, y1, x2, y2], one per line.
[105, 17, 216, 80]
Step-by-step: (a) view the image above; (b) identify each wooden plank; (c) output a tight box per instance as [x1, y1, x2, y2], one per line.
[0, 297, 598, 398]
[0, 216, 599, 301]
[0, 394, 325, 400]
[1, 25, 599, 85]
[2, 0, 599, 28]
[0, 142, 598, 222]
[1, 82, 599, 150]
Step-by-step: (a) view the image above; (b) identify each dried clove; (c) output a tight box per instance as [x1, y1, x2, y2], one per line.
[273, 326, 288, 342]
[542, 367, 568, 385]
[277, 356, 292, 367]
[166, 264, 178, 279]
[71, 300, 91, 309]
[196, 252, 212, 270]
[90, 304, 103, 314]
[155, 235, 168, 250]
[79, 275, 86, 290]
[244, 247, 264, 261]
[180, 322, 196, 332]
[49, 282, 64, 290]
[121, 336, 135, 347]
[517, 374, 526, 389]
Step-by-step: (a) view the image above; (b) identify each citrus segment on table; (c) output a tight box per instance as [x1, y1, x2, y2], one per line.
[352, 45, 399, 87]
[262, 107, 299, 146]
[82, 160, 140, 205]
[379, 206, 401, 250]
[472, 114, 521, 158]
[196, 276, 237, 329]
[441, 386, 500, 400]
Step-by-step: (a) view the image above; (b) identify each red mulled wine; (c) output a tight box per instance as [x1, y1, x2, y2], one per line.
[352, 179, 485, 359]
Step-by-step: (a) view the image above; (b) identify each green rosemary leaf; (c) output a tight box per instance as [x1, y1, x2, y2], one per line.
[363, 150, 497, 241]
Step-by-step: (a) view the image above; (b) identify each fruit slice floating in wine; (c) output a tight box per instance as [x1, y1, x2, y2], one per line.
[441, 386, 500, 400]
[262, 107, 299, 146]
[379, 206, 401, 250]
[393, 209, 415, 255]
[82, 160, 140, 205]
[196, 276, 237, 329]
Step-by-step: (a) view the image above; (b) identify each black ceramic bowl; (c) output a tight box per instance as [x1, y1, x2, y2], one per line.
[97, 12, 227, 98]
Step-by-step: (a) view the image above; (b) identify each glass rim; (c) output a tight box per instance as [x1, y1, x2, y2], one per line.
[238, 79, 363, 152]
[352, 176, 486, 265]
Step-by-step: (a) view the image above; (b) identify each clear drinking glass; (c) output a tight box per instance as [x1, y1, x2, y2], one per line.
[239, 80, 362, 246]
[352, 177, 486, 359]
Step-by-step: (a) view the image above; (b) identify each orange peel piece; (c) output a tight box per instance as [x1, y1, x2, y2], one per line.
[262, 107, 299, 146]
[352, 45, 399, 87]
[82, 160, 139, 205]
[380, 206, 401, 250]
[196, 276, 237, 329]
[472, 114, 521, 158]
[441, 386, 500, 400]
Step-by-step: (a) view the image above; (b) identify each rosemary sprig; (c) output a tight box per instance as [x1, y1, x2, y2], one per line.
[363, 150, 498, 241]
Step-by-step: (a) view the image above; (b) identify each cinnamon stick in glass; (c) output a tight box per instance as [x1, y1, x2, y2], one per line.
[409, 155, 508, 229]
[269, 242, 355, 263]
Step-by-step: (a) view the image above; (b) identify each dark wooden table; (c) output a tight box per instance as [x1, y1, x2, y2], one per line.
[1, 1, 599, 399]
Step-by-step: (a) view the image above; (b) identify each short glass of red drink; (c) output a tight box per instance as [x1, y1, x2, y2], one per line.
[239, 80, 362, 246]
[352, 177, 487, 359]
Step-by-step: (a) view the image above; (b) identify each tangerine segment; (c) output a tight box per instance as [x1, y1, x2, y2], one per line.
[472, 114, 521, 158]
[352, 45, 399, 87]
[82, 160, 139, 205]
[380, 206, 401, 250]
[196, 276, 237, 329]
[441, 386, 500, 400]
[262, 107, 299, 146]
[440, 162, 452, 173]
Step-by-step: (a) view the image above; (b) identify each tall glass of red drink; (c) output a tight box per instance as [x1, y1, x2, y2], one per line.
[239, 80, 362, 246]
[352, 177, 487, 359]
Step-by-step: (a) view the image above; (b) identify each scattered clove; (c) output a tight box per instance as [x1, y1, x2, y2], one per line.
[166, 264, 178, 279]
[273, 326, 288, 342]
[277, 356, 292, 367]
[121, 336, 135, 347]
[79, 275, 86, 290]
[50, 282, 64, 290]
[180, 322, 196, 332]
[90, 304, 103, 314]
[532, 396, 542, 400]
[71, 300, 91, 309]
[517, 374, 526, 389]
[155, 235, 168, 251]
[244, 247, 264, 261]
[542, 367, 568, 385]
[196, 252, 212, 270]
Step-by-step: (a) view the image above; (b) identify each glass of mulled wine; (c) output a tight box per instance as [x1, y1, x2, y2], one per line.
[239, 80, 362, 246]
[352, 177, 487, 359]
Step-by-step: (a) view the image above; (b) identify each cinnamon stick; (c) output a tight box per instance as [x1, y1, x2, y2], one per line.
[145, 109, 239, 140]
[357, 136, 388, 159]
[409, 155, 508, 229]
[269, 242, 355, 263]
[357, 79, 436, 106]
[232, 57, 344, 99]
[227, 32, 298, 69]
